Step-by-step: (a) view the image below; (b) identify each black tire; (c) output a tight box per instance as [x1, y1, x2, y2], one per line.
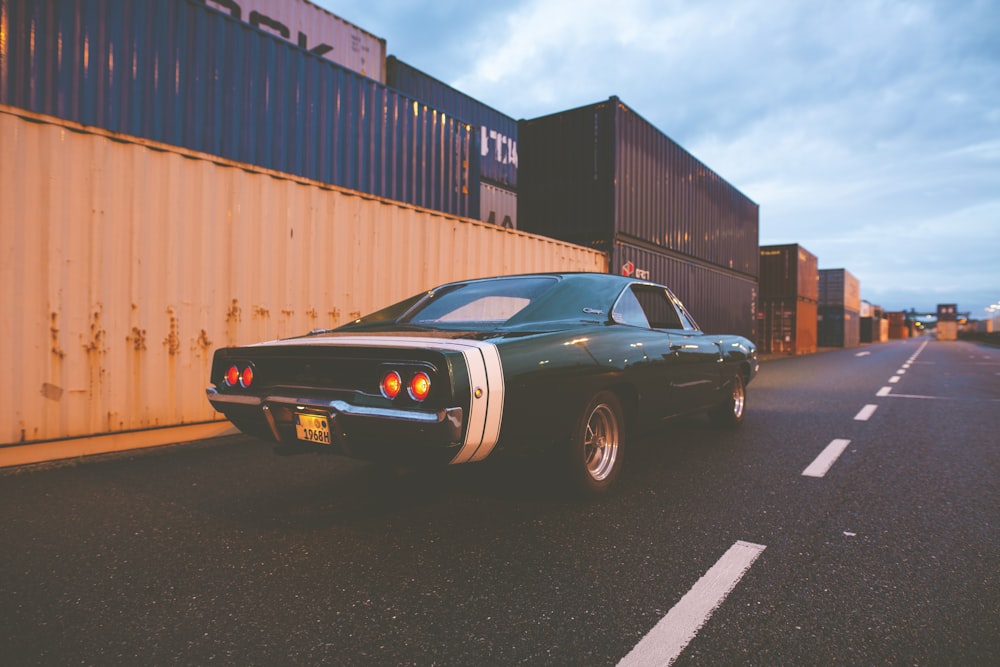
[711, 372, 746, 428]
[565, 390, 625, 496]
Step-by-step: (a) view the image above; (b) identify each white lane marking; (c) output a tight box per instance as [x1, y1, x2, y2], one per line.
[618, 541, 766, 667]
[877, 387, 892, 396]
[855, 351, 871, 357]
[802, 439, 852, 478]
[888, 393, 1000, 402]
[897, 369, 907, 375]
[854, 404, 878, 421]
[889, 376, 901, 384]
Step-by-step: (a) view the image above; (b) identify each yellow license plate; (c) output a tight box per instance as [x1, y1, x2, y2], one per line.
[295, 414, 331, 444]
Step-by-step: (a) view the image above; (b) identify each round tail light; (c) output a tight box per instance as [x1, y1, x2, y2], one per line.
[408, 372, 431, 402]
[225, 365, 240, 387]
[381, 371, 402, 399]
[240, 365, 254, 388]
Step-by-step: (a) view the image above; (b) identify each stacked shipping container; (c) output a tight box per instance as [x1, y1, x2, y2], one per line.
[518, 97, 760, 337]
[0, 0, 479, 218]
[758, 244, 818, 354]
[386, 56, 519, 228]
[860, 301, 888, 343]
[818, 269, 861, 347]
[200, 0, 387, 81]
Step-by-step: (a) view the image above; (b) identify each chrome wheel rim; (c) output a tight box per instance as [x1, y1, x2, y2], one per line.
[584, 403, 619, 481]
[732, 378, 745, 419]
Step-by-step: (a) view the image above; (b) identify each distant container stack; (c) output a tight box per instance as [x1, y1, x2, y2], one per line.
[888, 312, 914, 339]
[818, 269, 861, 347]
[386, 56, 518, 228]
[758, 244, 818, 354]
[518, 97, 760, 338]
[936, 304, 959, 340]
[0, 0, 478, 219]
[860, 301, 888, 343]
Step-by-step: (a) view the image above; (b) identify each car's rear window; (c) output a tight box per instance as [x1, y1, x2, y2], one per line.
[405, 277, 558, 328]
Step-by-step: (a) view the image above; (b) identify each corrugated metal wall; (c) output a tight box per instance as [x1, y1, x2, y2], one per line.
[0, 107, 606, 447]
[198, 0, 387, 81]
[819, 269, 861, 311]
[518, 97, 759, 277]
[0, 0, 478, 218]
[387, 56, 518, 189]
[759, 244, 818, 301]
[480, 182, 518, 229]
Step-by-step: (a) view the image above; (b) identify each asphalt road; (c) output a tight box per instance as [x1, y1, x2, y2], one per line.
[2, 337, 998, 665]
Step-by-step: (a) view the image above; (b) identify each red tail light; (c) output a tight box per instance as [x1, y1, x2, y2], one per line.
[381, 371, 402, 399]
[240, 365, 254, 388]
[225, 365, 240, 387]
[409, 372, 431, 401]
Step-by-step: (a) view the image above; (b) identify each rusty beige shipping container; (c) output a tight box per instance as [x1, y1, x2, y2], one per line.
[0, 107, 606, 449]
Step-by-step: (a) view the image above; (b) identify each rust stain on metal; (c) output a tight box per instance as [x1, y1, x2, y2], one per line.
[347, 311, 361, 321]
[84, 308, 106, 353]
[40, 383, 64, 401]
[197, 329, 212, 350]
[164, 307, 181, 356]
[253, 305, 270, 318]
[281, 309, 294, 317]
[328, 308, 342, 322]
[306, 308, 318, 319]
[128, 326, 147, 351]
[50, 312, 66, 359]
[226, 299, 241, 322]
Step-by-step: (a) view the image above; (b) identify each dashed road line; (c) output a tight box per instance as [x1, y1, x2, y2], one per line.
[854, 404, 878, 421]
[802, 439, 852, 478]
[618, 541, 766, 667]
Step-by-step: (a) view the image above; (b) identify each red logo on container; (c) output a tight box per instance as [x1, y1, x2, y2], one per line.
[621, 261, 635, 276]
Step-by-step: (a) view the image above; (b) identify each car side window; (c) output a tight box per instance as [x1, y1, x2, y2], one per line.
[611, 288, 650, 328]
[632, 285, 684, 329]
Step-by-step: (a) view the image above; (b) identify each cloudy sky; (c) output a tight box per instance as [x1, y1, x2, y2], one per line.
[320, 0, 999, 318]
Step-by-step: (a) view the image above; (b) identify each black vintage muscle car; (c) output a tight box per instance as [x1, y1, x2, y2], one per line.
[207, 273, 758, 495]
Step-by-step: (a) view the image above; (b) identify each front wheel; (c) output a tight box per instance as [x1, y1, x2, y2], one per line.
[711, 372, 746, 428]
[565, 390, 625, 496]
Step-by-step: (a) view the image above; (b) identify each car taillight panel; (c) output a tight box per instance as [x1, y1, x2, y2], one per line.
[240, 365, 254, 388]
[408, 372, 431, 402]
[380, 371, 403, 399]
[379, 367, 434, 402]
[223, 363, 254, 389]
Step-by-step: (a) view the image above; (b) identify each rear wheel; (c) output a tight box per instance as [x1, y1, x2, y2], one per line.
[566, 391, 625, 496]
[711, 372, 746, 428]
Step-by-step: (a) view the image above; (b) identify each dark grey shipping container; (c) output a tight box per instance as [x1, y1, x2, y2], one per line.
[818, 306, 861, 348]
[519, 97, 759, 277]
[613, 241, 757, 339]
[386, 56, 518, 190]
[760, 244, 818, 301]
[0, 0, 479, 219]
[819, 269, 861, 311]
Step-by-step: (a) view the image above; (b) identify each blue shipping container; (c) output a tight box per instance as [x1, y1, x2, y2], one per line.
[386, 56, 517, 190]
[0, 0, 479, 219]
